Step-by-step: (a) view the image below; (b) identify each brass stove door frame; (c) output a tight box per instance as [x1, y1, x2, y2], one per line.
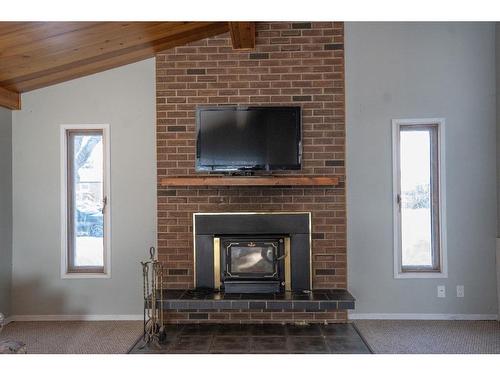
[213, 237, 221, 290]
[284, 237, 291, 291]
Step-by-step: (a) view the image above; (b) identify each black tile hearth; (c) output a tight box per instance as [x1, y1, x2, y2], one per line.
[211, 336, 251, 353]
[180, 324, 218, 336]
[170, 336, 213, 353]
[286, 324, 322, 336]
[320, 323, 357, 336]
[158, 288, 355, 311]
[288, 337, 329, 353]
[129, 323, 372, 354]
[325, 337, 371, 354]
[217, 324, 251, 336]
[250, 336, 289, 354]
[250, 324, 287, 336]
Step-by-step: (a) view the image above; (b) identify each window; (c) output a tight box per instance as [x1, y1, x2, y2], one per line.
[61, 125, 110, 278]
[392, 119, 447, 278]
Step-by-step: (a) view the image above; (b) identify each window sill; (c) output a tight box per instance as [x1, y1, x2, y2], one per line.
[394, 271, 447, 279]
[61, 272, 111, 280]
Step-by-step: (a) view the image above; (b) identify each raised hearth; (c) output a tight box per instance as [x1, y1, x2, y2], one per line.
[159, 289, 355, 311]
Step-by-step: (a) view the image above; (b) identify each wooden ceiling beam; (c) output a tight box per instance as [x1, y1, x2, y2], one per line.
[228, 22, 256, 50]
[0, 86, 20, 110]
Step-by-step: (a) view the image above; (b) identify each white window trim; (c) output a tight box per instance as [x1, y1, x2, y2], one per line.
[392, 118, 447, 279]
[60, 124, 111, 279]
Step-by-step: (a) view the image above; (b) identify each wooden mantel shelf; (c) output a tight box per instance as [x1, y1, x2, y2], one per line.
[160, 176, 339, 187]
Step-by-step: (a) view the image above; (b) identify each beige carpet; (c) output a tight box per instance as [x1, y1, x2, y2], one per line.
[353, 320, 500, 354]
[0, 321, 143, 354]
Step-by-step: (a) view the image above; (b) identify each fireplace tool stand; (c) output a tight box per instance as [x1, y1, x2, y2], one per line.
[140, 247, 166, 348]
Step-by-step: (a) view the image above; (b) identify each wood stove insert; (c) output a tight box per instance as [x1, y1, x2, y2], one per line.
[194, 212, 311, 292]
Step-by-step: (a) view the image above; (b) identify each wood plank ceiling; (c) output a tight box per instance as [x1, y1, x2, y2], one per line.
[0, 21, 256, 110]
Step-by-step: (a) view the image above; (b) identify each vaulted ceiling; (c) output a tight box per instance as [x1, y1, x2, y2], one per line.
[0, 21, 255, 110]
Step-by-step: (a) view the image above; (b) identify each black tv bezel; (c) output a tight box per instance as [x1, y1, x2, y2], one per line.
[195, 106, 302, 173]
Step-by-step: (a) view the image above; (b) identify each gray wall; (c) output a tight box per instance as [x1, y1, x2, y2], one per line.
[11, 58, 156, 316]
[346, 22, 498, 316]
[496, 23, 500, 316]
[0, 107, 12, 316]
[497, 24, 500, 238]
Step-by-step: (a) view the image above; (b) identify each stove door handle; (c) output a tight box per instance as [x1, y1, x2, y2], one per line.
[275, 251, 287, 262]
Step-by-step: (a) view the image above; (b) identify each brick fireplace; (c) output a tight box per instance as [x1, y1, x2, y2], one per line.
[156, 21, 347, 323]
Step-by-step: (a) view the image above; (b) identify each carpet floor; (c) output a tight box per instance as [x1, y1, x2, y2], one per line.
[353, 320, 500, 354]
[3, 320, 499, 354]
[0, 321, 143, 354]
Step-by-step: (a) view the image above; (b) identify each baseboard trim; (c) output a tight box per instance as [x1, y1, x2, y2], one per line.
[7, 313, 498, 322]
[349, 313, 498, 320]
[8, 314, 144, 322]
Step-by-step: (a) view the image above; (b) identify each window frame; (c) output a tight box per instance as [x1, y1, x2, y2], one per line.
[392, 118, 447, 279]
[60, 124, 111, 279]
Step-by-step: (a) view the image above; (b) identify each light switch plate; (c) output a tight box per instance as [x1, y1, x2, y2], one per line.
[457, 285, 464, 298]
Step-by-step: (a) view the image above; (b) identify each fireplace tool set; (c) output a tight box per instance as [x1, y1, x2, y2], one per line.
[140, 247, 166, 348]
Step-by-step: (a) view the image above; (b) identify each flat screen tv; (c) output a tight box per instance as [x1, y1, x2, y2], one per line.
[196, 106, 302, 172]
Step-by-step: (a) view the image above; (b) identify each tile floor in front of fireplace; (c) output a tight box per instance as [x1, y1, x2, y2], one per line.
[129, 323, 372, 354]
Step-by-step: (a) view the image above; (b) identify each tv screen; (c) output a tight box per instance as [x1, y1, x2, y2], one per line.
[196, 106, 302, 172]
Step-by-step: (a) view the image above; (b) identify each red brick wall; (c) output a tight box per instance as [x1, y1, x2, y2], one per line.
[156, 22, 346, 322]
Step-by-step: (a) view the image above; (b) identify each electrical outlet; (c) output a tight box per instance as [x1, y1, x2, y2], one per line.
[457, 285, 464, 298]
[437, 285, 446, 298]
